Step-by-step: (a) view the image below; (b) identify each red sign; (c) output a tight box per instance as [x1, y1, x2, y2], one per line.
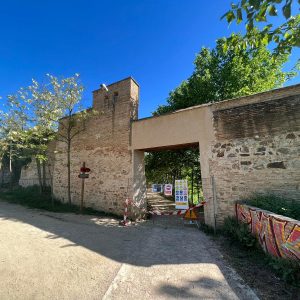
[80, 167, 91, 173]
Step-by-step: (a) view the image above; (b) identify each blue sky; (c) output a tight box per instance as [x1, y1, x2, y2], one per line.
[0, 0, 299, 118]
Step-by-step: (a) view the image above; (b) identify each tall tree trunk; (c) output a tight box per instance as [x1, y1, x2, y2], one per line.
[67, 141, 71, 205]
[42, 160, 46, 191]
[47, 161, 54, 207]
[36, 158, 43, 194]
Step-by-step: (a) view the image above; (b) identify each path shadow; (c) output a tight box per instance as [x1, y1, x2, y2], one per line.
[0, 201, 254, 299]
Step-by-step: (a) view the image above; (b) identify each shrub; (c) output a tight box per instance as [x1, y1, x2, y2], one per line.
[243, 194, 300, 220]
[222, 216, 257, 248]
[268, 257, 300, 287]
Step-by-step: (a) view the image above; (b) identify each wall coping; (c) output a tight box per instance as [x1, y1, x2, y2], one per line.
[134, 83, 300, 123]
[237, 203, 300, 224]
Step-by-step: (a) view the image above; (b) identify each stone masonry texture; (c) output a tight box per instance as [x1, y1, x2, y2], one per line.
[210, 94, 300, 224]
[51, 78, 139, 215]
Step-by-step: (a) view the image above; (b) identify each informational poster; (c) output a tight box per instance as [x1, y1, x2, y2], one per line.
[175, 179, 189, 209]
[164, 184, 173, 196]
[152, 184, 163, 193]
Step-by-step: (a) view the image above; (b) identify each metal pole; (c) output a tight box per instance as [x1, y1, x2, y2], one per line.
[80, 162, 85, 214]
[212, 175, 217, 234]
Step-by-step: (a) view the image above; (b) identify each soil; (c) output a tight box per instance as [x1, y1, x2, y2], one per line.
[214, 236, 300, 300]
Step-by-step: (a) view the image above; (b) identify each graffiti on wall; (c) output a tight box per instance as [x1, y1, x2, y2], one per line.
[236, 204, 300, 262]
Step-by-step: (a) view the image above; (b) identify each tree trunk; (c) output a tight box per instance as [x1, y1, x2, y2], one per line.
[36, 158, 43, 194]
[47, 161, 54, 207]
[67, 141, 71, 205]
[42, 160, 46, 191]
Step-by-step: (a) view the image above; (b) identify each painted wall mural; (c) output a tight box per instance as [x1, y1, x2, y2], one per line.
[236, 204, 300, 262]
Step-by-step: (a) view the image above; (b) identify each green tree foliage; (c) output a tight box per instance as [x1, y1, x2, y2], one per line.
[222, 1, 300, 58]
[155, 32, 293, 114]
[0, 74, 96, 204]
[147, 34, 294, 202]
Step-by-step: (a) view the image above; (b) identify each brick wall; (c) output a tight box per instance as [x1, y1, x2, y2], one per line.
[52, 78, 139, 215]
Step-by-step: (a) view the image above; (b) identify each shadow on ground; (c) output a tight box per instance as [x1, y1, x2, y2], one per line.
[0, 201, 256, 299]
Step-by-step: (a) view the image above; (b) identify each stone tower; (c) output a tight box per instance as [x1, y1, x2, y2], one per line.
[52, 77, 139, 215]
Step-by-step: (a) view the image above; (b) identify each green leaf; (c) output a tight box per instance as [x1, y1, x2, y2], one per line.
[226, 11, 236, 23]
[237, 8, 243, 23]
[269, 5, 277, 16]
[282, 2, 291, 19]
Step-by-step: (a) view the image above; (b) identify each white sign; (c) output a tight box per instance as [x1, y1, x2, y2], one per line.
[175, 179, 189, 209]
[164, 184, 173, 196]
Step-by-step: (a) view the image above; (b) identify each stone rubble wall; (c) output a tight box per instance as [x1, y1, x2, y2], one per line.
[19, 140, 56, 188]
[210, 94, 300, 224]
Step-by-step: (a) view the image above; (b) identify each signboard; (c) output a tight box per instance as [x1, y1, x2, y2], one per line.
[175, 179, 189, 209]
[164, 184, 173, 196]
[78, 173, 89, 179]
[152, 184, 163, 193]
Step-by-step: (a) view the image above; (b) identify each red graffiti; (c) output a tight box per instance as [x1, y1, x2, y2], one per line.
[236, 204, 300, 262]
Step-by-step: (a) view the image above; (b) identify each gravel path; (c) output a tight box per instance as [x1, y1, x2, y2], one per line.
[0, 201, 258, 299]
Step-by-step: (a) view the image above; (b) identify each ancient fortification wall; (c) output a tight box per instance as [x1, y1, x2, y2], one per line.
[52, 77, 139, 215]
[19, 77, 300, 225]
[209, 88, 300, 224]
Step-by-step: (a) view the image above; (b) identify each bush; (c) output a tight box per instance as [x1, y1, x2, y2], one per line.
[243, 194, 300, 220]
[222, 216, 257, 248]
[268, 257, 300, 287]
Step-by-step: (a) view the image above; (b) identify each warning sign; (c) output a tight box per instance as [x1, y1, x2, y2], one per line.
[175, 179, 189, 209]
[184, 209, 198, 220]
[164, 184, 173, 196]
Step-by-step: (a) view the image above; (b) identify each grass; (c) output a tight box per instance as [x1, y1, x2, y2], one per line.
[0, 185, 122, 219]
[241, 194, 300, 220]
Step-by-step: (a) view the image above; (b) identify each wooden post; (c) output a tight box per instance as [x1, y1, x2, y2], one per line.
[80, 162, 85, 214]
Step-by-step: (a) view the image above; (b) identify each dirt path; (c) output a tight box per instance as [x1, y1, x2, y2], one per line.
[0, 201, 258, 299]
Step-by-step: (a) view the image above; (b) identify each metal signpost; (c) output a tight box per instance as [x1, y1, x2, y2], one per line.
[78, 162, 91, 213]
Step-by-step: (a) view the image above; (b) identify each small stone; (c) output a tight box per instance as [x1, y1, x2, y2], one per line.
[277, 148, 289, 154]
[241, 161, 252, 166]
[257, 147, 266, 152]
[241, 146, 249, 153]
[214, 143, 221, 148]
[240, 153, 250, 157]
[254, 152, 265, 156]
[286, 133, 296, 139]
[217, 150, 225, 157]
[267, 161, 286, 169]
[227, 153, 236, 158]
[254, 164, 264, 170]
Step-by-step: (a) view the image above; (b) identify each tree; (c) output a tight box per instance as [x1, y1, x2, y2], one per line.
[222, 1, 300, 59]
[147, 33, 295, 200]
[155, 32, 294, 114]
[30, 74, 97, 204]
[0, 92, 29, 187]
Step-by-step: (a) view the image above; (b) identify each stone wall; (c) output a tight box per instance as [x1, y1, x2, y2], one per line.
[210, 94, 300, 223]
[52, 77, 139, 215]
[19, 141, 56, 188]
[236, 204, 300, 261]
